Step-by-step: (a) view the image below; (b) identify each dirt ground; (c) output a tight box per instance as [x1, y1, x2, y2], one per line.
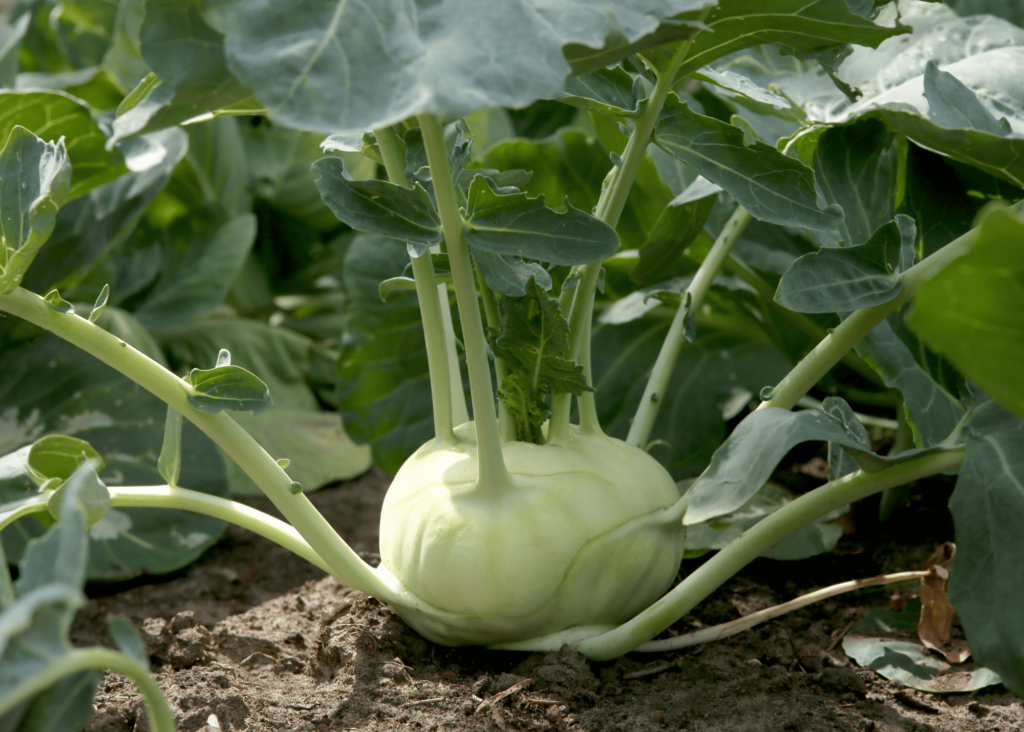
[72, 465, 1023, 732]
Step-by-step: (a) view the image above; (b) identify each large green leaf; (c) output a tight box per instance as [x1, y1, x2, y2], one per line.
[111, 0, 252, 143]
[798, 8, 1024, 189]
[947, 397, 1024, 695]
[906, 206, 1024, 419]
[0, 333, 227, 580]
[158, 318, 371, 493]
[591, 319, 789, 480]
[22, 127, 189, 296]
[855, 314, 966, 448]
[654, 97, 843, 230]
[631, 183, 716, 287]
[336, 234, 462, 473]
[0, 91, 125, 199]
[682, 404, 954, 525]
[775, 216, 916, 313]
[463, 175, 619, 265]
[0, 467, 103, 732]
[674, 0, 908, 80]
[202, 0, 709, 134]
[0, 127, 71, 293]
[0, 14, 30, 88]
[132, 213, 257, 329]
[684, 481, 845, 561]
[786, 118, 905, 248]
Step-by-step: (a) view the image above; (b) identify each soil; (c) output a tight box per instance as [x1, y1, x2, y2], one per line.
[73, 465, 1023, 732]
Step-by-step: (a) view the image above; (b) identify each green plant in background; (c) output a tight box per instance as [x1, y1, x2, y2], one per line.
[2, 0, 1024, 725]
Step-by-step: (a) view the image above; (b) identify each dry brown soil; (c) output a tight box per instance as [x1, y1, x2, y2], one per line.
[73, 466, 1023, 732]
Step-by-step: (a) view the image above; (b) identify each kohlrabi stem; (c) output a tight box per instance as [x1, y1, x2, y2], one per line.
[0, 486, 333, 573]
[758, 223, 982, 411]
[374, 125, 456, 447]
[549, 39, 698, 444]
[635, 570, 929, 652]
[578, 316, 603, 435]
[417, 114, 508, 483]
[0, 647, 176, 732]
[721, 255, 883, 386]
[0, 287, 398, 604]
[476, 267, 516, 442]
[627, 205, 751, 448]
[575, 445, 965, 660]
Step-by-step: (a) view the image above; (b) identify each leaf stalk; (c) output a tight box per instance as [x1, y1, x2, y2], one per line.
[627, 205, 752, 448]
[416, 115, 509, 485]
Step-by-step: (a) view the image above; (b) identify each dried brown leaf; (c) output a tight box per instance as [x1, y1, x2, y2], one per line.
[918, 543, 956, 653]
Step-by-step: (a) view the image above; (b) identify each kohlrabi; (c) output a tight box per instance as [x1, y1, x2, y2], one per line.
[3, 3, 1024, 722]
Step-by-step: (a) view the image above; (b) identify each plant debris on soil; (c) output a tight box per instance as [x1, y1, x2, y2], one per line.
[73, 466, 1023, 732]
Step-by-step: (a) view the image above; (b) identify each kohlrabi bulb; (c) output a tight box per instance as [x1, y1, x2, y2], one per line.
[378, 423, 684, 646]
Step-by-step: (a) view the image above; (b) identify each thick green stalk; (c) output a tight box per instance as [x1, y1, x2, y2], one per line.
[0, 487, 332, 574]
[549, 40, 697, 443]
[574, 446, 965, 660]
[417, 115, 508, 484]
[0, 288, 400, 604]
[722, 255, 883, 386]
[477, 273, 516, 442]
[577, 316, 603, 435]
[759, 223, 982, 411]
[0, 647, 176, 732]
[374, 126, 456, 446]
[627, 206, 752, 448]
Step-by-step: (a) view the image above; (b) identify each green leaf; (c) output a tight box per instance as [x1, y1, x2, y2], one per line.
[463, 175, 619, 265]
[631, 186, 716, 287]
[947, 398, 1024, 695]
[132, 213, 257, 329]
[654, 97, 843, 230]
[0, 92, 125, 199]
[27, 435, 104, 484]
[42, 289, 73, 314]
[0, 14, 30, 88]
[844, 601, 1003, 693]
[683, 406, 955, 525]
[186, 365, 272, 415]
[103, 0, 149, 92]
[906, 206, 1024, 419]
[311, 157, 442, 248]
[87, 284, 109, 323]
[684, 482, 844, 561]
[156, 317, 371, 493]
[0, 127, 71, 292]
[111, 0, 251, 143]
[786, 118, 905, 248]
[157, 407, 182, 488]
[592, 321, 790, 479]
[336, 235, 443, 473]
[22, 127, 189, 296]
[106, 615, 149, 670]
[775, 215, 916, 313]
[473, 251, 553, 297]
[855, 315, 966, 448]
[0, 334, 227, 579]
[46, 462, 111, 530]
[243, 122, 343, 231]
[220, 409, 371, 496]
[484, 127, 664, 249]
[695, 67, 791, 110]
[923, 60, 1012, 136]
[676, 0, 908, 80]
[0, 465, 103, 732]
[202, 0, 709, 134]
[561, 67, 644, 117]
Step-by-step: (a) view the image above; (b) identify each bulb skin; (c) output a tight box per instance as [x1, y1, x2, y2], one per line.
[378, 424, 684, 646]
